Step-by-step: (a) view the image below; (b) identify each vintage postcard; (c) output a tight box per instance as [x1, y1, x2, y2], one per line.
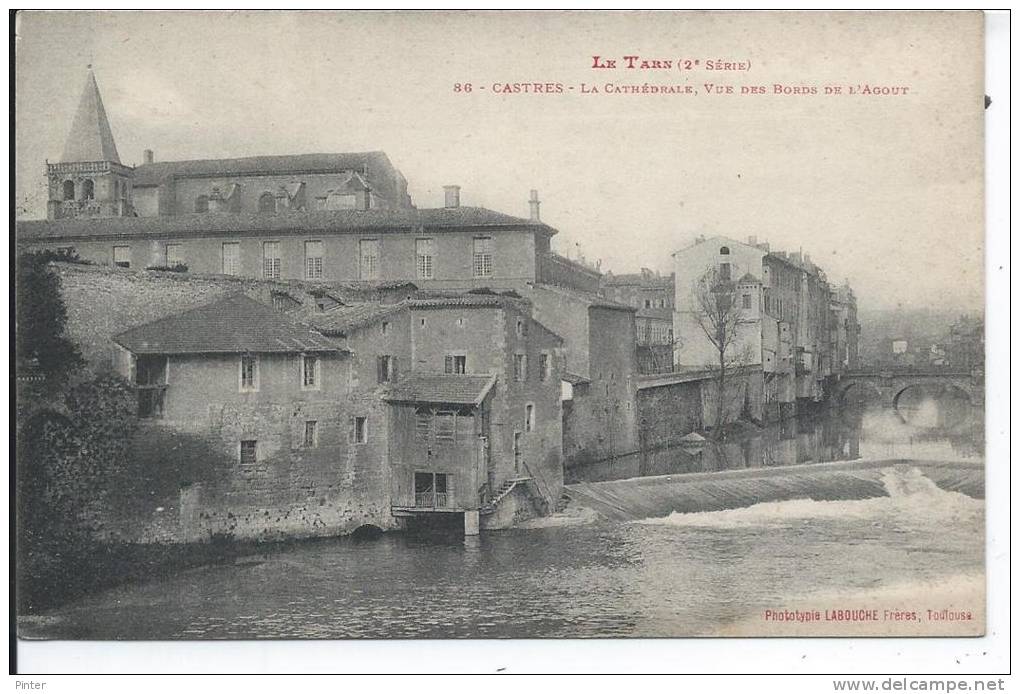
[14, 10, 986, 643]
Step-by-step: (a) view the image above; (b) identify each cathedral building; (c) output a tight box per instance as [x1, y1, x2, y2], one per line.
[46, 71, 411, 222]
[21, 69, 605, 298]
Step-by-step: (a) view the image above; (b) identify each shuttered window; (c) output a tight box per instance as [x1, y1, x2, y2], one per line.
[222, 242, 240, 275]
[263, 241, 281, 279]
[303, 421, 318, 448]
[377, 355, 396, 383]
[305, 240, 323, 279]
[435, 412, 456, 441]
[473, 237, 493, 277]
[240, 440, 257, 466]
[444, 355, 466, 374]
[113, 246, 131, 268]
[302, 355, 319, 389]
[165, 243, 183, 267]
[514, 354, 527, 381]
[539, 353, 550, 381]
[360, 239, 380, 279]
[415, 238, 434, 279]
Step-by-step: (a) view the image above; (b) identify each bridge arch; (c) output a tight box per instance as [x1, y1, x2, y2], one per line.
[891, 380, 975, 412]
[836, 372, 982, 418]
[836, 379, 883, 404]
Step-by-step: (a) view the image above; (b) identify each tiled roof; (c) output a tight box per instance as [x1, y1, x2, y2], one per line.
[113, 294, 342, 355]
[306, 303, 407, 336]
[60, 71, 121, 164]
[384, 373, 497, 406]
[562, 372, 591, 385]
[131, 152, 392, 186]
[531, 283, 636, 312]
[16, 206, 555, 241]
[604, 273, 674, 287]
[408, 291, 531, 310]
[324, 280, 419, 292]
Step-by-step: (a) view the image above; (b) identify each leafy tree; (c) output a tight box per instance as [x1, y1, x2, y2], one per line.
[17, 374, 139, 612]
[16, 250, 84, 379]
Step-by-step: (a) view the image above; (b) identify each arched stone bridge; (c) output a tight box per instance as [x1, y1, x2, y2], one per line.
[835, 369, 984, 409]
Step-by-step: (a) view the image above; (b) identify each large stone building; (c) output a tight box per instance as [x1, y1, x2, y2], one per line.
[25, 70, 595, 300]
[46, 71, 411, 221]
[49, 262, 566, 540]
[18, 69, 649, 498]
[672, 235, 860, 420]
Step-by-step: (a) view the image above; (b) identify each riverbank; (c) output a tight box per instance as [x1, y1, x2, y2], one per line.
[19, 460, 985, 639]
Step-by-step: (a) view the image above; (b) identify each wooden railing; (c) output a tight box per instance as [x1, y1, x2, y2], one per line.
[414, 491, 449, 509]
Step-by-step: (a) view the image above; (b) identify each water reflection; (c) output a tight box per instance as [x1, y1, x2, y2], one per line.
[568, 390, 983, 484]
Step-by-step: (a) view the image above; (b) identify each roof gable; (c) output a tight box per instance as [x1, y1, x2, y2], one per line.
[384, 373, 497, 407]
[306, 302, 408, 336]
[131, 151, 391, 186]
[113, 293, 341, 355]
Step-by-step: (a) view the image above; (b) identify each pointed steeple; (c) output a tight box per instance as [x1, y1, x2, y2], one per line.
[60, 69, 121, 164]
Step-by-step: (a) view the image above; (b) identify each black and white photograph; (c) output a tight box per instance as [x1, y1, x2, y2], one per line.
[11, 9, 1002, 672]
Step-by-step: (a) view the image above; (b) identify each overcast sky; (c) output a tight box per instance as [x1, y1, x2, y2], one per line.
[14, 11, 984, 312]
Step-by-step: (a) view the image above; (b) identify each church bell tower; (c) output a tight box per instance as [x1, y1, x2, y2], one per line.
[47, 69, 133, 220]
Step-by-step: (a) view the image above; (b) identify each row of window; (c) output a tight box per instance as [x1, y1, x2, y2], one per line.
[108, 237, 497, 280]
[444, 352, 552, 382]
[238, 354, 403, 392]
[239, 415, 369, 465]
[239, 354, 322, 392]
[60, 178, 131, 202]
[147, 350, 545, 401]
[641, 298, 671, 309]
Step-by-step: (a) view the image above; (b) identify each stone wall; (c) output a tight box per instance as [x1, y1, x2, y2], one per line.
[50, 262, 320, 369]
[537, 252, 601, 293]
[47, 263, 401, 543]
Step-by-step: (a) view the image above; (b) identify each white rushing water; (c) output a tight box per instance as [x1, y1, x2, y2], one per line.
[633, 467, 983, 528]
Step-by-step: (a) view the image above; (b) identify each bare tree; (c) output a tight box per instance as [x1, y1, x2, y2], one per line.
[691, 266, 755, 436]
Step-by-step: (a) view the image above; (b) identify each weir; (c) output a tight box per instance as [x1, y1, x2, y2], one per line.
[563, 459, 983, 522]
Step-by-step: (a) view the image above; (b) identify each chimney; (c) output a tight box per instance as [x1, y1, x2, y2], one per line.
[529, 189, 541, 222]
[748, 235, 757, 246]
[443, 185, 460, 208]
[208, 187, 224, 213]
[143, 149, 154, 164]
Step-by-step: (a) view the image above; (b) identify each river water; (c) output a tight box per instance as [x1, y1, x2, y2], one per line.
[24, 391, 984, 639]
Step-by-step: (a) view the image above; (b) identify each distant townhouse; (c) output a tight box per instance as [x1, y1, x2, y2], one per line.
[602, 269, 676, 374]
[673, 235, 859, 419]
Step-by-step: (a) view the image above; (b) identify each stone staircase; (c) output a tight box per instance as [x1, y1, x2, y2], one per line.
[480, 477, 532, 514]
